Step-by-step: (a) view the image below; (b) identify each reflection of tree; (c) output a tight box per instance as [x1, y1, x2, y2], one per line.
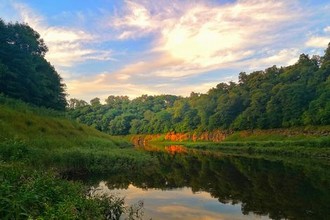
[165, 145, 187, 154]
[102, 149, 330, 220]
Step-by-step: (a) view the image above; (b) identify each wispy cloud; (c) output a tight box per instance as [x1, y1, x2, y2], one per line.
[4, 0, 330, 101]
[247, 48, 300, 70]
[66, 74, 161, 101]
[12, 3, 113, 67]
[306, 36, 330, 48]
[67, 68, 235, 101]
[304, 3, 330, 49]
[109, 0, 303, 78]
[65, 0, 310, 100]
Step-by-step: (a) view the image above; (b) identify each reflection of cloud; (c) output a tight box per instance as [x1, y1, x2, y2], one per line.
[12, 3, 113, 67]
[111, 184, 216, 202]
[108, 184, 269, 220]
[157, 205, 230, 220]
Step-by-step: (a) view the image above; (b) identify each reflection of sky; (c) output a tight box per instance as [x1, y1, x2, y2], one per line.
[95, 182, 270, 220]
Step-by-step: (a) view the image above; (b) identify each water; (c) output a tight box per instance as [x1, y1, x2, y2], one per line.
[90, 144, 330, 219]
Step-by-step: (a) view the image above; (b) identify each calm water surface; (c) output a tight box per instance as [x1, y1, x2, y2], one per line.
[91, 144, 330, 220]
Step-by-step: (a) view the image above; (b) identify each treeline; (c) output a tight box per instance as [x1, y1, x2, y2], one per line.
[69, 44, 330, 135]
[0, 19, 67, 110]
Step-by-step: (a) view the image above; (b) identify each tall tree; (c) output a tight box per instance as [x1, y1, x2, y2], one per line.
[0, 19, 67, 110]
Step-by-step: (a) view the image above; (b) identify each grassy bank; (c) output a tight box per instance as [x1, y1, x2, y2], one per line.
[173, 141, 330, 158]
[0, 96, 156, 219]
[134, 127, 330, 158]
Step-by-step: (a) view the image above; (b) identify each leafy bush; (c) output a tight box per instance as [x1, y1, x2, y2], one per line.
[0, 165, 120, 219]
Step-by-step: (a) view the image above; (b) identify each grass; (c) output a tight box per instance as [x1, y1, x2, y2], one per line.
[0, 100, 157, 174]
[157, 140, 330, 158]
[0, 163, 124, 219]
[1, 94, 329, 218]
[0, 96, 155, 219]
[224, 127, 330, 142]
[143, 128, 330, 158]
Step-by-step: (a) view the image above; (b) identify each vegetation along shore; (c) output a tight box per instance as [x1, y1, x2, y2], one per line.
[0, 17, 329, 219]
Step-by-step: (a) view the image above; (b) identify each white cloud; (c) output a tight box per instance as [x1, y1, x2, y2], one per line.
[66, 73, 161, 101]
[12, 3, 113, 67]
[109, 0, 302, 79]
[61, 0, 306, 100]
[305, 25, 330, 49]
[324, 26, 330, 33]
[306, 36, 330, 48]
[65, 65, 236, 101]
[5, 0, 323, 100]
[247, 49, 300, 70]
[159, 1, 295, 65]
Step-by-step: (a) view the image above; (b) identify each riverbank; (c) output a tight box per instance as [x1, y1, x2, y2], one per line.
[130, 127, 330, 158]
[1, 96, 329, 218]
[0, 96, 155, 219]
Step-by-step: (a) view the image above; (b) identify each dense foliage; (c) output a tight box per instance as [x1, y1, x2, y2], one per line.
[0, 19, 67, 110]
[0, 165, 127, 219]
[69, 44, 330, 135]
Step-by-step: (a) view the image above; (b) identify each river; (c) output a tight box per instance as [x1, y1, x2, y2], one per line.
[89, 144, 330, 219]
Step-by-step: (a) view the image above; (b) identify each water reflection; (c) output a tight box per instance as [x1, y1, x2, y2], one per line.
[164, 145, 188, 155]
[96, 144, 330, 219]
[110, 184, 269, 220]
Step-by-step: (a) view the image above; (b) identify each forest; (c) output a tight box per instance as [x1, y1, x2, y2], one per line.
[0, 18, 328, 135]
[68, 46, 330, 135]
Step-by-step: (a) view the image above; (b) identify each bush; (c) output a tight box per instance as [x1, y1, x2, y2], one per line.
[0, 165, 129, 219]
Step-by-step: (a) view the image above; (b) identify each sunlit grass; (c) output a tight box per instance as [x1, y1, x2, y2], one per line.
[0, 96, 154, 219]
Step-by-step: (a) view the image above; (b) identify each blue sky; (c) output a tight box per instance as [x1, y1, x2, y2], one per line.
[1, 0, 330, 102]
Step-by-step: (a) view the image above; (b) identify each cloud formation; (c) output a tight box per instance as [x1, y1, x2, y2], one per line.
[12, 3, 112, 67]
[68, 0, 312, 100]
[108, 0, 302, 81]
[4, 0, 330, 101]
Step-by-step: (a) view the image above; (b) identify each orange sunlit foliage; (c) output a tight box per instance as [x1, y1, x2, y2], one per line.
[165, 130, 228, 142]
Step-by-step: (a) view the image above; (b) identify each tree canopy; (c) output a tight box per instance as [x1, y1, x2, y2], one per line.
[68, 43, 330, 135]
[0, 19, 67, 110]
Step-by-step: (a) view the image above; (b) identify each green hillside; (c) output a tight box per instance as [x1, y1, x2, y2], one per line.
[0, 96, 155, 219]
[0, 94, 127, 150]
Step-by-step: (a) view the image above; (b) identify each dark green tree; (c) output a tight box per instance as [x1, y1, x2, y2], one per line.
[0, 19, 67, 110]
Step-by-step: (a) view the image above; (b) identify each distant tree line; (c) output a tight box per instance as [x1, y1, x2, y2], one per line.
[69, 43, 330, 135]
[0, 19, 67, 110]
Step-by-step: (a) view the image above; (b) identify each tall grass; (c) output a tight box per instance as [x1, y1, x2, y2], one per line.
[0, 163, 129, 219]
[0, 96, 153, 219]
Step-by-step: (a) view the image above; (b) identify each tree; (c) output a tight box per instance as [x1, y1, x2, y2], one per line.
[90, 97, 101, 106]
[0, 19, 67, 110]
[68, 98, 88, 109]
[68, 43, 330, 133]
[322, 43, 330, 65]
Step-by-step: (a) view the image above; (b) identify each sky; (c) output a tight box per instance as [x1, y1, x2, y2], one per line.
[1, 0, 330, 102]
